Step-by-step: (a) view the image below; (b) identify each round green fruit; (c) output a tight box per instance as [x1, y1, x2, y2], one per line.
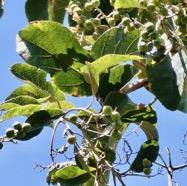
[140, 29, 149, 40]
[107, 17, 115, 27]
[113, 11, 120, 21]
[67, 135, 77, 144]
[84, 19, 94, 30]
[13, 121, 22, 130]
[17, 130, 26, 139]
[145, 22, 155, 32]
[146, 2, 156, 12]
[102, 105, 113, 116]
[149, 31, 158, 40]
[159, 7, 168, 16]
[139, 0, 147, 7]
[122, 17, 130, 26]
[73, 7, 82, 15]
[68, 114, 78, 123]
[138, 41, 148, 53]
[92, 18, 101, 26]
[142, 158, 152, 167]
[153, 38, 162, 48]
[22, 123, 32, 133]
[111, 111, 120, 121]
[143, 167, 152, 175]
[6, 128, 15, 138]
[92, 0, 100, 8]
[113, 120, 122, 130]
[0, 142, 3, 150]
[84, 2, 94, 12]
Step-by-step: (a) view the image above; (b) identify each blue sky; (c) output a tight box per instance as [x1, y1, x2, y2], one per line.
[0, 1, 187, 186]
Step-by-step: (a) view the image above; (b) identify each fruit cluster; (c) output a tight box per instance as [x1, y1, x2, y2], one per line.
[142, 158, 152, 175]
[102, 105, 123, 140]
[5, 121, 32, 139]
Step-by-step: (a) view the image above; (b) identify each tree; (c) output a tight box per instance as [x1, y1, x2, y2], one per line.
[1, 0, 187, 185]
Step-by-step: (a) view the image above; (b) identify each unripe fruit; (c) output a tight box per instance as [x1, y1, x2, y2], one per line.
[142, 158, 152, 167]
[113, 120, 122, 130]
[149, 31, 158, 40]
[111, 111, 120, 121]
[67, 135, 76, 144]
[122, 17, 131, 26]
[68, 114, 78, 123]
[84, 2, 94, 12]
[13, 121, 22, 130]
[138, 41, 148, 53]
[6, 128, 15, 138]
[140, 30, 149, 40]
[102, 105, 113, 116]
[70, 4, 78, 12]
[145, 22, 155, 32]
[113, 11, 120, 21]
[139, 0, 147, 7]
[92, 18, 101, 26]
[153, 38, 162, 48]
[146, 2, 156, 12]
[107, 17, 115, 27]
[92, 0, 100, 8]
[73, 7, 82, 15]
[17, 130, 26, 139]
[0, 142, 3, 150]
[159, 7, 168, 16]
[22, 123, 32, 133]
[84, 19, 94, 30]
[143, 167, 152, 175]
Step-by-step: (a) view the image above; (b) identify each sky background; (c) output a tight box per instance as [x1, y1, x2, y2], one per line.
[1, 1, 187, 186]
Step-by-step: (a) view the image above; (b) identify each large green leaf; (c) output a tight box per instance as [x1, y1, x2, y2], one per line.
[130, 140, 159, 172]
[18, 21, 87, 56]
[5, 84, 49, 103]
[146, 57, 181, 111]
[97, 64, 139, 100]
[16, 110, 51, 140]
[81, 54, 143, 94]
[172, 50, 187, 113]
[25, 0, 48, 22]
[10, 63, 65, 101]
[114, 0, 139, 9]
[1, 105, 43, 121]
[48, 0, 70, 23]
[91, 27, 140, 60]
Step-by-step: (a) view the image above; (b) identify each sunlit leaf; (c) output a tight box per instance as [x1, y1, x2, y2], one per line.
[91, 27, 140, 60]
[10, 63, 65, 101]
[114, 0, 139, 9]
[81, 54, 143, 94]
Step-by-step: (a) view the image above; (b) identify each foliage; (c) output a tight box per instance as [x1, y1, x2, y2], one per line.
[1, 0, 187, 185]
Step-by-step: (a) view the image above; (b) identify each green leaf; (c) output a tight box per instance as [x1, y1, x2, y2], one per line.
[172, 50, 187, 113]
[97, 64, 139, 100]
[25, 0, 48, 22]
[47, 101, 75, 110]
[5, 84, 49, 102]
[10, 63, 65, 101]
[16, 110, 51, 141]
[131, 140, 159, 172]
[91, 27, 140, 60]
[121, 106, 157, 124]
[19, 21, 87, 56]
[1, 105, 43, 121]
[114, 0, 139, 9]
[104, 91, 136, 116]
[146, 57, 181, 111]
[135, 121, 159, 141]
[81, 54, 143, 94]
[48, 0, 70, 23]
